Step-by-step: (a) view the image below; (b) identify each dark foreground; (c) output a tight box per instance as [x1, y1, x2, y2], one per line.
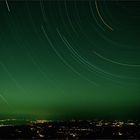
[0, 119, 140, 139]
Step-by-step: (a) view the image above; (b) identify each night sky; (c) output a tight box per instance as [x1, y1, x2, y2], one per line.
[0, 0, 140, 120]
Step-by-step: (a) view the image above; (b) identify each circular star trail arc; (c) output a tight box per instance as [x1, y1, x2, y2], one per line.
[95, 0, 114, 31]
[93, 51, 140, 67]
[5, 0, 10, 13]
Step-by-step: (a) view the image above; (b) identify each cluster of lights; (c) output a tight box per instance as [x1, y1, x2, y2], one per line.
[31, 120, 48, 124]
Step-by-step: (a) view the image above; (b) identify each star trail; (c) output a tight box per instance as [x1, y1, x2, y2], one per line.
[0, 0, 140, 120]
